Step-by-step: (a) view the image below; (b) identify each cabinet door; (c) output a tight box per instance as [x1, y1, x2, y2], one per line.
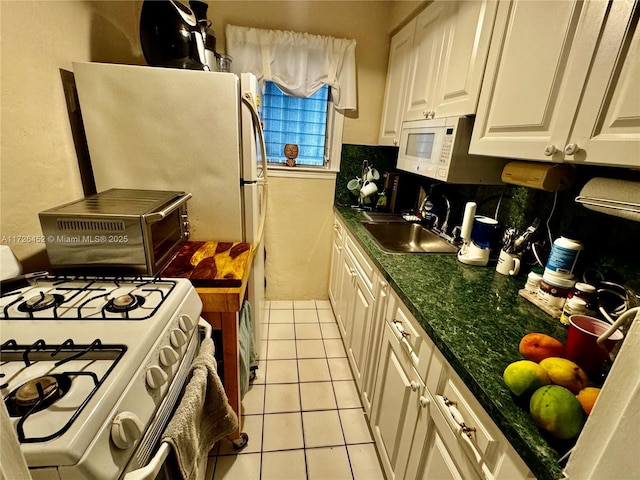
[432, 0, 498, 118]
[328, 221, 344, 308]
[336, 249, 357, 339]
[370, 322, 421, 479]
[407, 394, 482, 480]
[470, 0, 607, 161]
[362, 279, 389, 415]
[569, 0, 640, 167]
[403, 2, 447, 122]
[347, 272, 375, 392]
[379, 19, 416, 146]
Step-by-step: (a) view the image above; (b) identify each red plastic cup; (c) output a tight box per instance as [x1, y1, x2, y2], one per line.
[566, 315, 624, 377]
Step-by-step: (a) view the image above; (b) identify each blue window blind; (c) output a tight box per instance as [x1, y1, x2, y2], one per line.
[262, 81, 328, 166]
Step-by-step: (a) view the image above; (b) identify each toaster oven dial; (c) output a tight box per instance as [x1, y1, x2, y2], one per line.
[170, 328, 188, 348]
[159, 346, 180, 367]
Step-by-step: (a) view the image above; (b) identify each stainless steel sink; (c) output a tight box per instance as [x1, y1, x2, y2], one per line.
[362, 222, 458, 254]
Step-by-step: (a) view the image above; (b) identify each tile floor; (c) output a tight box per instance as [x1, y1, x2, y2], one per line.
[206, 300, 385, 480]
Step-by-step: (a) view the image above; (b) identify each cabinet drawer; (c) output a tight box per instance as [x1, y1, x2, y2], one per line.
[435, 373, 504, 477]
[345, 234, 375, 292]
[386, 296, 436, 379]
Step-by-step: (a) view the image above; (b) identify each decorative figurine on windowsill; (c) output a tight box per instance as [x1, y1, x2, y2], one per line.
[284, 143, 298, 167]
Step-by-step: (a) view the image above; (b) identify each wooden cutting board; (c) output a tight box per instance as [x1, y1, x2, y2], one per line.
[161, 241, 251, 287]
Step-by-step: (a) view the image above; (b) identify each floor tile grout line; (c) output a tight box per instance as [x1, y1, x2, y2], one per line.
[257, 304, 271, 480]
[292, 306, 310, 479]
[323, 304, 360, 479]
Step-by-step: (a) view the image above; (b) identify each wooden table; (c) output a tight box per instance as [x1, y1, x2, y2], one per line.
[194, 249, 253, 445]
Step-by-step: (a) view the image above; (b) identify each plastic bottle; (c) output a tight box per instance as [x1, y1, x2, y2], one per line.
[560, 296, 587, 325]
[544, 236, 583, 278]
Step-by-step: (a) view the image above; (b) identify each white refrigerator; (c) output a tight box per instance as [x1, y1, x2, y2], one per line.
[72, 62, 267, 337]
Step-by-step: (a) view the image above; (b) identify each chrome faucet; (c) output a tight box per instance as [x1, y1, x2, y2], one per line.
[438, 195, 451, 235]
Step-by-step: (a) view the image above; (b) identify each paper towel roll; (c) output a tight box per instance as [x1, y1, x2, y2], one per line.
[576, 178, 640, 222]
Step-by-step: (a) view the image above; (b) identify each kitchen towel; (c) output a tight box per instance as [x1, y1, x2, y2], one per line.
[239, 300, 258, 399]
[576, 178, 640, 222]
[161, 337, 238, 480]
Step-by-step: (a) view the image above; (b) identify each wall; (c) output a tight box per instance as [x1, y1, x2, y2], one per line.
[0, 1, 394, 301]
[0, 0, 142, 271]
[209, 1, 394, 299]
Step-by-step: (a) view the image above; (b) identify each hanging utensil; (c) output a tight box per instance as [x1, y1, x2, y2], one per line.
[513, 217, 541, 253]
[502, 226, 517, 253]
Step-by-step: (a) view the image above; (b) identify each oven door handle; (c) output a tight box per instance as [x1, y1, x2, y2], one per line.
[144, 193, 193, 224]
[123, 443, 171, 480]
[124, 319, 211, 480]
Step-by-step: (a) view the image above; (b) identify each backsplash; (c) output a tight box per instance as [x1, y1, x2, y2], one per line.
[337, 144, 640, 285]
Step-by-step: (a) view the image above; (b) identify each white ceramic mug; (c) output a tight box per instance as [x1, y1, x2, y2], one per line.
[365, 167, 380, 182]
[496, 249, 521, 276]
[360, 180, 378, 199]
[347, 178, 362, 195]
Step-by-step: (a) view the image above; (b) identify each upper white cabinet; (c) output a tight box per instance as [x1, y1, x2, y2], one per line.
[470, 0, 640, 168]
[403, 2, 448, 123]
[379, 18, 416, 146]
[379, 0, 498, 145]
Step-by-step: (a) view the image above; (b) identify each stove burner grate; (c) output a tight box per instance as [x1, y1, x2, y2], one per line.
[104, 294, 146, 313]
[0, 338, 127, 443]
[17, 293, 65, 313]
[5, 374, 72, 417]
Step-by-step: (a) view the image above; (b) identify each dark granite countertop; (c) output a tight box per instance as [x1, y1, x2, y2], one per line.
[335, 206, 571, 480]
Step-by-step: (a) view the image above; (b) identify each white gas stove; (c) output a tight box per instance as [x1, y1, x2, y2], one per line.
[0, 275, 204, 480]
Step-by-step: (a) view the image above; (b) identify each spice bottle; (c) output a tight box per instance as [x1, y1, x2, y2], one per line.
[560, 297, 587, 325]
[568, 282, 597, 316]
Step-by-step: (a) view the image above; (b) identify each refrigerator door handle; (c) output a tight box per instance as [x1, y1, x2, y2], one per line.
[241, 92, 269, 254]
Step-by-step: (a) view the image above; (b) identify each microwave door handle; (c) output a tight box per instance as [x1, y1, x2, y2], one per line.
[144, 193, 193, 224]
[242, 91, 269, 253]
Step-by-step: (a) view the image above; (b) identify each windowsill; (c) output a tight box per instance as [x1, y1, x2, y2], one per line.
[267, 165, 338, 180]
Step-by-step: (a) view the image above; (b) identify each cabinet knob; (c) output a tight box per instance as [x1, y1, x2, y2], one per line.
[422, 110, 429, 118]
[564, 143, 580, 155]
[543, 144, 558, 156]
[419, 396, 430, 408]
[410, 380, 419, 391]
[393, 139, 398, 146]
[428, 110, 435, 119]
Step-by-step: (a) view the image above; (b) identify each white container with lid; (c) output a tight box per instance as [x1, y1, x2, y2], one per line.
[538, 271, 576, 309]
[544, 236, 583, 278]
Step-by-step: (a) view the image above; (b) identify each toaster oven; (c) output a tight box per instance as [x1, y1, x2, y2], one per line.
[39, 189, 191, 274]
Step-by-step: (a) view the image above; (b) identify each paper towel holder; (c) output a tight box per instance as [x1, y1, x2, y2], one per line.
[575, 177, 640, 222]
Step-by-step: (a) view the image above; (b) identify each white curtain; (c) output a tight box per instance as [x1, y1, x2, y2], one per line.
[225, 24, 357, 111]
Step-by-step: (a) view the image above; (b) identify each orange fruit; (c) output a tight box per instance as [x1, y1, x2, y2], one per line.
[519, 333, 565, 363]
[576, 387, 601, 415]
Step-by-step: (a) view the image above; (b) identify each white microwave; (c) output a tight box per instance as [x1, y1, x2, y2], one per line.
[396, 116, 508, 184]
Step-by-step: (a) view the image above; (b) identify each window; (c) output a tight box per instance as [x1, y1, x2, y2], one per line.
[262, 81, 329, 167]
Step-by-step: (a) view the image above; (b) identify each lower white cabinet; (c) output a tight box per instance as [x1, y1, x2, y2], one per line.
[329, 214, 532, 480]
[328, 215, 386, 410]
[370, 319, 423, 479]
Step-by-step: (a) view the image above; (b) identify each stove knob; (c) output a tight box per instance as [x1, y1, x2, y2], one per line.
[111, 412, 144, 449]
[159, 345, 180, 366]
[146, 365, 168, 389]
[170, 328, 188, 348]
[179, 314, 196, 332]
